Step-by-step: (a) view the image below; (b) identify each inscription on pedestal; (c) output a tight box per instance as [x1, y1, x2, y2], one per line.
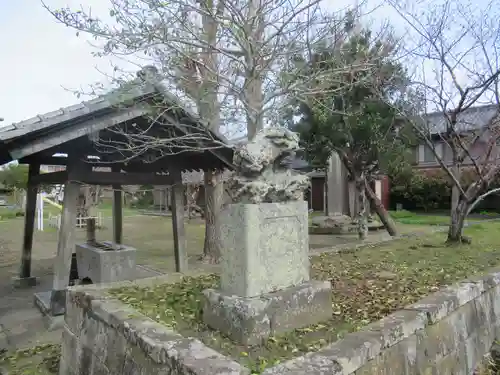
[220, 201, 309, 298]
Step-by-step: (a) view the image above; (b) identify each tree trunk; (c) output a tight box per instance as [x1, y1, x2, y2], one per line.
[243, 0, 265, 140]
[355, 175, 368, 240]
[202, 170, 224, 263]
[324, 175, 329, 216]
[451, 185, 460, 212]
[447, 161, 466, 243]
[449, 159, 460, 207]
[173, 0, 223, 262]
[447, 199, 469, 243]
[365, 180, 398, 236]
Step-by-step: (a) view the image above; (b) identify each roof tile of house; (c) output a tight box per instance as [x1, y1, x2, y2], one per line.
[421, 104, 499, 134]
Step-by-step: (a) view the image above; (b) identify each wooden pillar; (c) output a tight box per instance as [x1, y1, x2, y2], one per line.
[167, 187, 171, 211]
[112, 166, 123, 245]
[14, 163, 40, 287]
[50, 164, 80, 316]
[171, 170, 187, 272]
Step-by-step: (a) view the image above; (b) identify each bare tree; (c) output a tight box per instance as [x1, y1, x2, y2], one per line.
[387, 0, 500, 243]
[78, 185, 101, 224]
[185, 184, 203, 220]
[44, 0, 370, 260]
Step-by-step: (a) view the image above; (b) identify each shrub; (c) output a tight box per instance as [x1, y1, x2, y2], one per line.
[130, 185, 155, 208]
[389, 168, 500, 212]
[389, 170, 451, 211]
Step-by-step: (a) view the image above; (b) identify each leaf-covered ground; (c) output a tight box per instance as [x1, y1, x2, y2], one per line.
[0, 344, 60, 375]
[109, 221, 500, 373]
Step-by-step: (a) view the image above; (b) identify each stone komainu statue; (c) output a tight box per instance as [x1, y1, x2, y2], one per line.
[227, 127, 310, 204]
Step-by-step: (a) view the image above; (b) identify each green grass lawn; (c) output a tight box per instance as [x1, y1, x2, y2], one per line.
[390, 209, 453, 226]
[1, 213, 497, 374]
[109, 220, 500, 373]
[0, 206, 24, 220]
[308, 209, 456, 226]
[389, 209, 499, 226]
[95, 202, 138, 217]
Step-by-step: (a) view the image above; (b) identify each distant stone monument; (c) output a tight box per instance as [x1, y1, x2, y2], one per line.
[202, 127, 332, 345]
[326, 151, 346, 216]
[309, 151, 356, 234]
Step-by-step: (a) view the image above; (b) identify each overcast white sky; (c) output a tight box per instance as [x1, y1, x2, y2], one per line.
[0, 0, 493, 128]
[0, 0, 400, 127]
[0, 0, 131, 126]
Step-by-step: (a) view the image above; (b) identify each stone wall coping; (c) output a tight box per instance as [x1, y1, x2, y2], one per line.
[262, 267, 500, 374]
[68, 267, 500, 375]
[68, 271, 250, 374]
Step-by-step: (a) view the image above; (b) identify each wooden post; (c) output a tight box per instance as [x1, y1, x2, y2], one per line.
[112, 166, 123, 245]
[86, 218, 96, 244]
[50, 162, 80, 316]
[14, 163, 40, 287]
[171, 170, 187, 272]
[167, 187, 171, 211]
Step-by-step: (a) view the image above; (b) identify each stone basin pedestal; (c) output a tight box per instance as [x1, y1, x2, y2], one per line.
[75, 241, 136, 284]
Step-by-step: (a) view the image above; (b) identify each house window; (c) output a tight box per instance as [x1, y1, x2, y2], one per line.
[418, 143, 443, 163]
[423, 145, 435, 162]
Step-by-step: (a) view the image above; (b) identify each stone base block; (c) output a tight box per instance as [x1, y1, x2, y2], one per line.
[309, 222, 384, 235]
[75, 241, 136, 284]
[33, 291, 65, 330]
[309, 226, 356, 235]
[202, 280, 332, 345]
[12, 276, 38, 288]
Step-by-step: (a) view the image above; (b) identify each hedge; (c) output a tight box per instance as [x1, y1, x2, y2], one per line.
[389, 168, 500, 212]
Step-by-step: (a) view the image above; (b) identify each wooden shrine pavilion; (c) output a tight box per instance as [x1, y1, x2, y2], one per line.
[0, 66, 234, 317]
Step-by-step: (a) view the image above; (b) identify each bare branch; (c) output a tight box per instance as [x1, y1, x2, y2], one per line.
[385, 0, 500, 242]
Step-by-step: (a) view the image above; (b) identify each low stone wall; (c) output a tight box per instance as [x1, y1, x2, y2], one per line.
[60, 270, 500, 375]
[59, 274, 247, 375]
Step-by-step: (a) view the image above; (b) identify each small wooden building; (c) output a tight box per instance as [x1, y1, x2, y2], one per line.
[0, 66, 233, 317]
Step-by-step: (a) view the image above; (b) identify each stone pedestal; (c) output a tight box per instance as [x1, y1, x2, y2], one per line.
[75, 241, 136, 284]
[202, 201, 332, 344]
[220, 201, 310, 297]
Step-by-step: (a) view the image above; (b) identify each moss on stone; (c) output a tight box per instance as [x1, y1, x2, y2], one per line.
[0, 344, 60, 375]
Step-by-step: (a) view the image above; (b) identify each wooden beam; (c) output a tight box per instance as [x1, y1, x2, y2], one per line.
[112, 166, 123, 245]
[72, 171, 173, 186]
[18, 144, 227, 174]
[19, 154, 96, 166]
[16, 164, 40, 286]
[18, 156, 69, 166]
[31, 171, 69, 185]
[9, 107, 149, 161]
[19, 154, 174, 174]
[50, 163, 81, 316]
[171, 169, 187, 272]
